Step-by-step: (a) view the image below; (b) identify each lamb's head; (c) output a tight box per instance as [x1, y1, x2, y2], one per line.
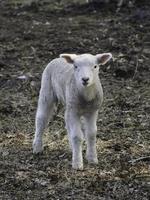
[60, 53, 112, 88]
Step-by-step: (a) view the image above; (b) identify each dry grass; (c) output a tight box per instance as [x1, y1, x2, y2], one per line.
[0, 0, 150, 199]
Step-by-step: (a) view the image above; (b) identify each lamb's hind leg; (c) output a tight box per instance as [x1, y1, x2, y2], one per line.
[33, 91, 56, 154]
[33, 70, 56, 154]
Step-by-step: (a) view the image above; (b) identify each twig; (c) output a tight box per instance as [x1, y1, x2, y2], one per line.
[129, 156, 150, 164]
[132, 56, 139, 80]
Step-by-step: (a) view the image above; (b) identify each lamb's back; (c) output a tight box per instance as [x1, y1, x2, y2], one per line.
[45, 58, 73, 103]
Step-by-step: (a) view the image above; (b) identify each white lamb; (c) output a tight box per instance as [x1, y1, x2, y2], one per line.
[33, 53, 112, 170]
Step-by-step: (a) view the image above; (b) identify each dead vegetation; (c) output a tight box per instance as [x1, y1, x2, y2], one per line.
[0, 0, 150, 199]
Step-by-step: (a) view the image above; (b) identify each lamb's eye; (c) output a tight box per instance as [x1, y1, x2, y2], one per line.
[74, 65, 78, 69]
[94, 65, 97, 69]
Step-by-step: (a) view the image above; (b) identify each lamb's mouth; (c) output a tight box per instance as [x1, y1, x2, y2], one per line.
[82, 81, 89, 86]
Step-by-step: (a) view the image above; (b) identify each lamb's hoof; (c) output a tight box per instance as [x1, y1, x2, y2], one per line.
[33, 140, 43, 154]
[72, 162, 83, 170]
[87, 156, 98, 165]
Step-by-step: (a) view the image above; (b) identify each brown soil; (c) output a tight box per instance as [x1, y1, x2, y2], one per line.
[0, 0, 150, 199]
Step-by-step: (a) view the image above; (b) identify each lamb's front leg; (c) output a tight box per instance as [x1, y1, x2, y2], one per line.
[84, 111, 98, 164]
[65, 110, 83, 170]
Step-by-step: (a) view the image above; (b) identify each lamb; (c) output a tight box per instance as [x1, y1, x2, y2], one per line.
[33, 53, 112, 170]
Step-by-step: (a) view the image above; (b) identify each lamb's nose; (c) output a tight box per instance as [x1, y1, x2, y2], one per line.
[82, 77, 89, 85]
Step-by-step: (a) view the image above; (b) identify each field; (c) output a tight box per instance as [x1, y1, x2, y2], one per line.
[0, 0, 150, 199]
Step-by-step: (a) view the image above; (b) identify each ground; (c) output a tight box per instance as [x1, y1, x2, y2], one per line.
[0, 0, 150, 199]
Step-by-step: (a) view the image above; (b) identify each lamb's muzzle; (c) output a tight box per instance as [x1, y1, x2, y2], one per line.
[82, 77, 89, 86]
[33, 53, 112, 170]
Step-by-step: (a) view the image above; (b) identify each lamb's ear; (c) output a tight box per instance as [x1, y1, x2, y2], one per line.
[60, 54, 77, 64]
[96, 53, 112, 65]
